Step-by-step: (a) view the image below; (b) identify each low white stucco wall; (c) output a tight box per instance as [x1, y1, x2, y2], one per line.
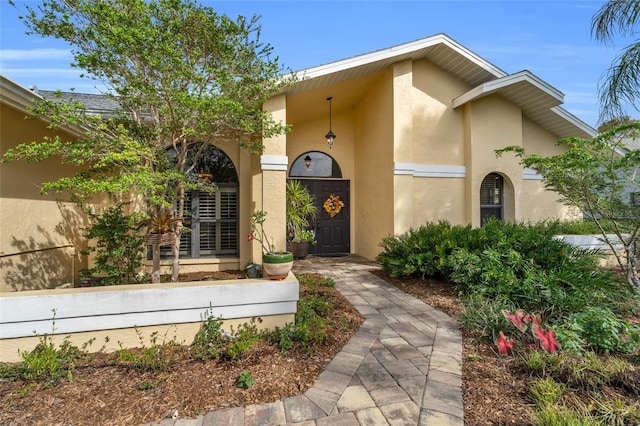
[0, 274, 299, 362]
[554, 234, 630, 269]
[553, 234, 625, 250]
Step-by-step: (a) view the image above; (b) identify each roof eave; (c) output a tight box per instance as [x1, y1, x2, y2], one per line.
[550, 107, 597, 139]
[1, 75, 89, 137]
[452, 70, 596, 139]
[452, 70, 564, 109]
[0, 75, 43, 113]
[282, 33, 507, 95]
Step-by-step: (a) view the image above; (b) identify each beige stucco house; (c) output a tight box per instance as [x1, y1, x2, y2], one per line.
[268, 33, 594, 261]
[0, 33, 599, 361]
[1, 33, 595, 292]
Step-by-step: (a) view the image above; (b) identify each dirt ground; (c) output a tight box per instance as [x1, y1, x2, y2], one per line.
[0, 269, 562, 426]
[0, 272, 362, 425]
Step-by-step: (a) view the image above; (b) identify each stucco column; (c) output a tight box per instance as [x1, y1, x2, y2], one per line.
[463, 97, 523, 227]
[256, 94, 288, 261]
[392, 60, 414, 234]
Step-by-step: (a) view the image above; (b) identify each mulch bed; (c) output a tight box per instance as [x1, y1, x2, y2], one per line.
[0, 273, 363, 425]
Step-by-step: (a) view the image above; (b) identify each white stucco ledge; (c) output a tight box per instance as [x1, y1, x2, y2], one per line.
[260, 154, 288, 171]
[553, 234, 625, 250]
[0, 274, 299, 339]
[394, 163, 466, 178]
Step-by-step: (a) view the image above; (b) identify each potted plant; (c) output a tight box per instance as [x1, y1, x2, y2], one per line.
[143, 212, 181, 246]
[142, 210, 183, 283]
[249, 210, 293, 280]
[290, 229, 316, 259]
[286, 180, 318, 259]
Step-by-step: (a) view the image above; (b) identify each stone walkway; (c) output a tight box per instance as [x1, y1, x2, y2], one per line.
[148, 255, 463, 425]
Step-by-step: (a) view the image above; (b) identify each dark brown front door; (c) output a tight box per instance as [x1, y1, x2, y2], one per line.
[302, 180, 350, 256]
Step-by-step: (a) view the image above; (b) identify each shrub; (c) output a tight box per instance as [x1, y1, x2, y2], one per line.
[270, 294, 330, 354]
[1, 310, 83, 382]
[226, 320, 263, 361]
[80, 201, 146, 285]
[191, 314, 263, 362]
[534, 405, 596, 426]
[557, 307, 640, 355]
[17, 336, 82, 381]
[297, 273, 335, 288]
[377, 221, 481, 279]
[547, 218, 619, 235]
[459, 295, 514, 340]
[378, 219, 633, 327]
[191, 315, 230, 362]
[530, 377, 566, 407]
[117, 328, 180, 371]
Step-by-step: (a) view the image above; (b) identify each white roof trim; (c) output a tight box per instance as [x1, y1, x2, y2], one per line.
[452, 70, 563, 109]
[296, 33, 505, 83]
[0, 75, 43, 113]
[549, 106, 597, 138]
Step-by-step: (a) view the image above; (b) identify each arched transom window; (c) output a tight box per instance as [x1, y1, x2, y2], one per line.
[289, 151, 342, 178]
[157, 144, 239, 259]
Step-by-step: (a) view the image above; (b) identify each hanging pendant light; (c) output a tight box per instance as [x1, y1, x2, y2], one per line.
[325, 96, 336, 148]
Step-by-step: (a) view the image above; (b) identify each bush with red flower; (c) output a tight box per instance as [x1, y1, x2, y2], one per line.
[496, 310, 560, 355]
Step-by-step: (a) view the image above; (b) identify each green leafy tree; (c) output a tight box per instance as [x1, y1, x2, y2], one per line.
[3, 0, 292, 282]
[592, 0, 640, 120]
[497, 123, 640, 289]
[80, 200, 146, 285]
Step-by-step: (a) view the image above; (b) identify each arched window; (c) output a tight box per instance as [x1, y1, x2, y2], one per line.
[157, 144, 239, 258]
[480, 173, 503, 225]
[289, 151, 342, 178]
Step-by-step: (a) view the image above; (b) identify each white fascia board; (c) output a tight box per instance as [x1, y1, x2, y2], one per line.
[437, 35, 507, 78]
[298, 33, 505, 81]
[452, 70, 563, 109]
[0, 74, 90, 137]
[0, 74, 43, 113]
[260, 154, 288, 171]
[394, 163, 466, 178]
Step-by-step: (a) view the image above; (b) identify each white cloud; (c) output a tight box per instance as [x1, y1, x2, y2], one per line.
[0, 67, 80, 77]
[0, 48, 72, 61]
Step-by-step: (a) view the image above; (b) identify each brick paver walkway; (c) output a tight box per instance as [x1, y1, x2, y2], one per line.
[147, 255, 463, 425]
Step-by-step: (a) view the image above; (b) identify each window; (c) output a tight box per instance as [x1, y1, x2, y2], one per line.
[480, 173, 503, 225]
[154, 144, 239, 259]
[289, 151, 342, 178]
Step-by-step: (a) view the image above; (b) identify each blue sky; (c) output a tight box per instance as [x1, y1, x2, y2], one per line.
[0, 0, 630, 128]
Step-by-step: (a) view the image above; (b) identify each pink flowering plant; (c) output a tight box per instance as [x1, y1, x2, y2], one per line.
[496, 310, 560, 355]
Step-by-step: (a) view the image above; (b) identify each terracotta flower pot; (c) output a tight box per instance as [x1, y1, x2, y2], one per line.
[262, 252, 294, 280]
